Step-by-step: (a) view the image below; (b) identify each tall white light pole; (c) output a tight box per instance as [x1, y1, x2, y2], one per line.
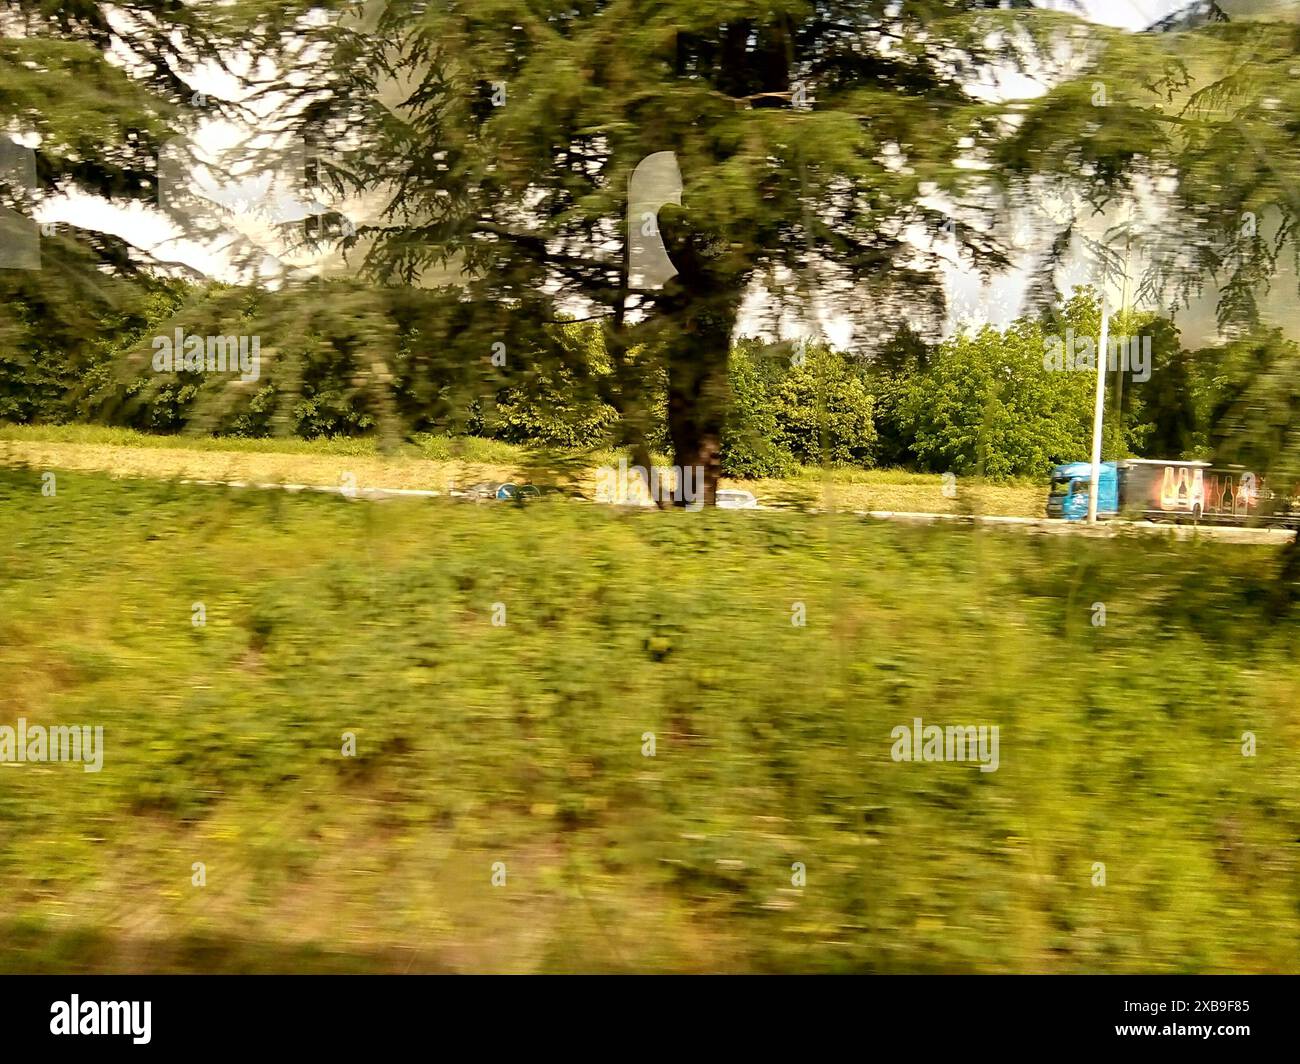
[1087, 290, 1110, 524]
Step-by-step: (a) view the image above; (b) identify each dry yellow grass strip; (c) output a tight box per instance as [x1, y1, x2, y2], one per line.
[0, 438, 518, 495]
[0, 429, 1048, 516]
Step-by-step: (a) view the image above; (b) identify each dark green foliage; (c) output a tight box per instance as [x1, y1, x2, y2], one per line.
[721, 340, 799, 478]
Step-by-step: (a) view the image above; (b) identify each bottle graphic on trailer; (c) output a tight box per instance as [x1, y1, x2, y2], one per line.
[1237, 474, 1253, 516]
[1160, 466, 1177, 510]
[1191, 468, 1204, 512]
[1222, 477, 1234, 513]
[1176, 467, 1189, 508]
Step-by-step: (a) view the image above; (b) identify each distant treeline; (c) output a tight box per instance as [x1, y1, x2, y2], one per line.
[0, 273, 1285, 479]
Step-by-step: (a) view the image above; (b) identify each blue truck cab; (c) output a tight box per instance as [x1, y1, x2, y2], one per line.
[1047, 461, 1119, 521]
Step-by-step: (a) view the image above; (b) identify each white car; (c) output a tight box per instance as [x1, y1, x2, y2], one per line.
[715, 489, 759, 510]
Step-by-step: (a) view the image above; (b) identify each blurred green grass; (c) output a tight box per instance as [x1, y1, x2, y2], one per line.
[0, 466, 1297, 972]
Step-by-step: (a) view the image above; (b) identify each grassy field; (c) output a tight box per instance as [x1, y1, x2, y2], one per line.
[1, 466, 1298, 972]
[0, 424, 1047, 516]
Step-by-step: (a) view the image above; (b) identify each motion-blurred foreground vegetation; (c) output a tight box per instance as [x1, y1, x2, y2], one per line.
[1, 467, 1298, 973]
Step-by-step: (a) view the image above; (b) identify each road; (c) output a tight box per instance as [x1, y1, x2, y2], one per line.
[172, 477, 1297, 544]
[853, 509, 1297, 543]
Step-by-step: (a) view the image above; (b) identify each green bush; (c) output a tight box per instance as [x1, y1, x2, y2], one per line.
[897, 293, 1102, 478]
[487, 322, 620, 448]
[722, 341, 799, 477]
[771, 345, 877, 465]
[724, 340, 877, 475]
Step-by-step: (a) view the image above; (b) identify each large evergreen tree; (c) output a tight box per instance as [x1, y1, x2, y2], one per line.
[266, 0, 1102, 503]
[0, 2, 321, 405]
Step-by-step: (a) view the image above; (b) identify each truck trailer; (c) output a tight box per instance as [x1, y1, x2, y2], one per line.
[1046, 459, 1300, 528]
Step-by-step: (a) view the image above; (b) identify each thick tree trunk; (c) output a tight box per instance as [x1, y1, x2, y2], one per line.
[665, 300, 735, 507]
[655, 206, 748, 507]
